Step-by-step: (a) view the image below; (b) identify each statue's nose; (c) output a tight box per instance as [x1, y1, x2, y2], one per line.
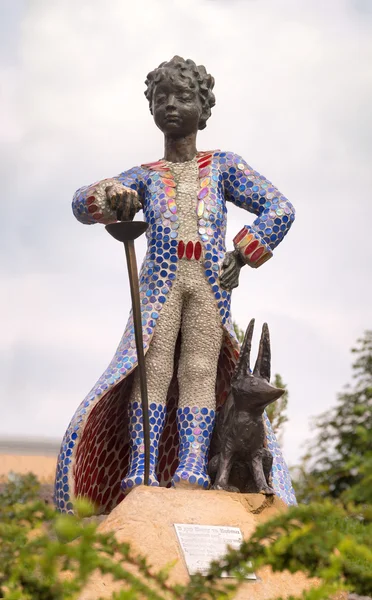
[166, 94, 176, 109]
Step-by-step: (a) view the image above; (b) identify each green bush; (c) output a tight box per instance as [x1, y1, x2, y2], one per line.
[1, 470, 371, 599]
[0, 473, 235, 599]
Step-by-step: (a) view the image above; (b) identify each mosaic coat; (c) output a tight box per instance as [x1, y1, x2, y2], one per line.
[55, 150, 297, 514]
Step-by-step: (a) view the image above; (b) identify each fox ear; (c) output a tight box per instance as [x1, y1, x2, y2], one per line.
[235, 318, 255, 377]
[253, 322, 271, 381]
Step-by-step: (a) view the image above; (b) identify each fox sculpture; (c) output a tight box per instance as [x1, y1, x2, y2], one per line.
[209, 319, 284, 494]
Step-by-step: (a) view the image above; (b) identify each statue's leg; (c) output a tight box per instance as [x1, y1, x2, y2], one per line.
[251, 452, 275, 495]
[212, 447, 239, 493]
[172, 262, 223, 489]
[121, 281, 182, 493]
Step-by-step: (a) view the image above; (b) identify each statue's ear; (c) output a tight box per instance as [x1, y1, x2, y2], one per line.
[253, 323, 271, 382]
[234, 319, 254, 380]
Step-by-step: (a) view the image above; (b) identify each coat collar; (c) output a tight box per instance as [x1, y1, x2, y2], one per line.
[141, 150, 217, 172]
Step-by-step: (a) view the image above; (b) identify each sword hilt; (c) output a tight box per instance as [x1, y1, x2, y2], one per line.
[106, 221, 148, 242]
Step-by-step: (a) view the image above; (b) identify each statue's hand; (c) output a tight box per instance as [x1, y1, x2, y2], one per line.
[105, 181, 142, 221]
[220, 250, 244, 290]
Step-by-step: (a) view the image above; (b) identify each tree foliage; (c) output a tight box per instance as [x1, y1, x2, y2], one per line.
[267, 373, 289, 443]
[295, 330, 372, 503]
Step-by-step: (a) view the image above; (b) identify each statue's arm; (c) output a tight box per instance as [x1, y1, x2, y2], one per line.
[222, 153, 295, 268]
[72, 167, 145, 225]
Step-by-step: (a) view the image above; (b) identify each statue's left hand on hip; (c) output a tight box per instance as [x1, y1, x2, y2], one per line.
[220, 250, 243, 290]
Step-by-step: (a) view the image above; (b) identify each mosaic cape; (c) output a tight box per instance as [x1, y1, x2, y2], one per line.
[54, 150, 297, 514]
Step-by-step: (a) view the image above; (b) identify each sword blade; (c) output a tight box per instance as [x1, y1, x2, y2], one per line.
[123, 239, 150, 486]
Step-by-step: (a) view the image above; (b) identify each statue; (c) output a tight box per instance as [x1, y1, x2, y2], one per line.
[54, 56, 297, 515]
[209, 320, 284, 494]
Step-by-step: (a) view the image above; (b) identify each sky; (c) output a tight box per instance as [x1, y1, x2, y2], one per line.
[1, 0, 371, 465]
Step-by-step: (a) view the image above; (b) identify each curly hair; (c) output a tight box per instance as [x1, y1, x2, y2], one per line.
[144, 56, 216, 130]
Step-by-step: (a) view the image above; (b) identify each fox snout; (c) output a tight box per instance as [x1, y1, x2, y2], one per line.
[232, 375, 284, 410]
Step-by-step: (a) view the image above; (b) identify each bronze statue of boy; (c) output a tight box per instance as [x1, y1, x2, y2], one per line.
[55, 56, 297, 515]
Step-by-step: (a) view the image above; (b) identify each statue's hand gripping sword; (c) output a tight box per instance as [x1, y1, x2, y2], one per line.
[105, 221, 150, 486]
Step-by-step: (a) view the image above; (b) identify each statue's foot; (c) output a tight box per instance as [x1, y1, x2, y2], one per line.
[173, 406, 216, 490]
[259, 485, 275, 496]
[211, 483, 240, 493]
[121, 471, 159, 494]
[172, 466, 210, 490]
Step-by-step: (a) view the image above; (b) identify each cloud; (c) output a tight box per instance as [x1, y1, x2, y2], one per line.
[1, 0, 371, 465]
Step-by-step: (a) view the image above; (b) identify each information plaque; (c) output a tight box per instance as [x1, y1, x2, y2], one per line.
[174, 523, 256, 579]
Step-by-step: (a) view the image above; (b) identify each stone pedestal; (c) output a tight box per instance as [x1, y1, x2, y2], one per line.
[79, 487, 316, 600]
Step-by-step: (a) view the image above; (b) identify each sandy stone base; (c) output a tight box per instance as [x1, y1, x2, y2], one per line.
[79, 487, 316, 600]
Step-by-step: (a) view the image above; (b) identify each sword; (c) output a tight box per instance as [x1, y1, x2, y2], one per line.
[105, 221, 150, 486]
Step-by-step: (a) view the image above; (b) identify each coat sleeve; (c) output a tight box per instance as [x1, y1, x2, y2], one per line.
[222, 153, 295, 268]
[72, 166, 145, 225]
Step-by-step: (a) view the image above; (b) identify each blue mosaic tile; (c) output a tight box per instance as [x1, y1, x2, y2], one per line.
[121, 402, 166, 492]
[173, 406, 216, 489]
[264, 412, 297, 505]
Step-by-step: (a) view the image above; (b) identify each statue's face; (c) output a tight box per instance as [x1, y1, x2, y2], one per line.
[152, 73, 202, 137]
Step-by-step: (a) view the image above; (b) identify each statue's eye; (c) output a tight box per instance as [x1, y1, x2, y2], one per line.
[178, 94, 193, 102]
